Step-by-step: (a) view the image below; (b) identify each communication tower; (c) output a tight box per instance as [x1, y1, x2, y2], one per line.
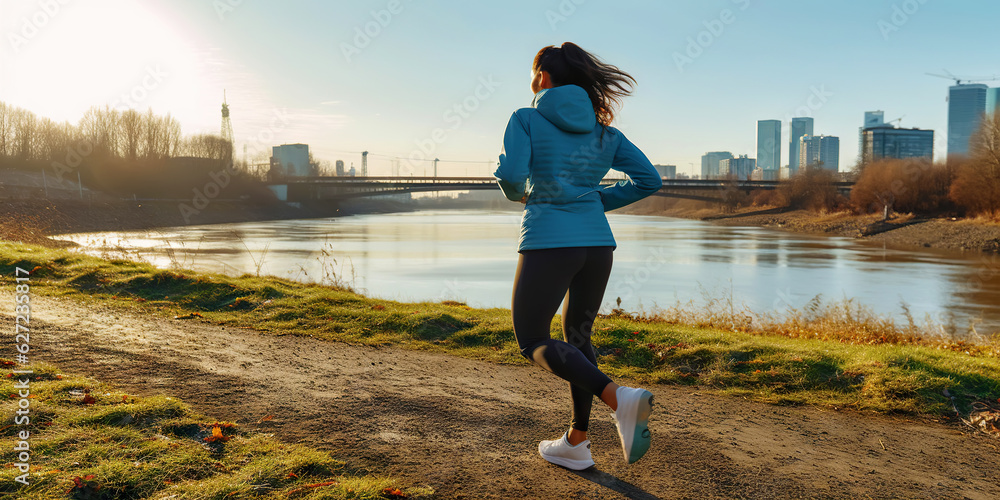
[221, 90, 235, 161]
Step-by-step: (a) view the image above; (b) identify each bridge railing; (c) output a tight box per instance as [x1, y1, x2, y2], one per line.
[280, 176, 854, 189]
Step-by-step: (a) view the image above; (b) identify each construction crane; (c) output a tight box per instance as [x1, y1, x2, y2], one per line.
[888, 115, 905, 128]
[925, 70, 1000, 86]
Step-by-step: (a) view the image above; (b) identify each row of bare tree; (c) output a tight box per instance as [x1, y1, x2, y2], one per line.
[0, 101, 233, 167]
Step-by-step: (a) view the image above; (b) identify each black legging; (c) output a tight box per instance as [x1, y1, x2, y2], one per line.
[512, 246, 615, 432]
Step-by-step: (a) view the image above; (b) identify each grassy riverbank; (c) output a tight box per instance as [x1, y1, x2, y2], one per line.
[3, 241, 999, 418]
[0, 360, 429, 498]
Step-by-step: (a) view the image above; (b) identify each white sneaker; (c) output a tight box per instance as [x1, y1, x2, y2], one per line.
[611, 386, 653, 464]
[538, 432, 595, 470]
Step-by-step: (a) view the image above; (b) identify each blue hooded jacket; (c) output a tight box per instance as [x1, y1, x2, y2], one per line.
[494, 84, 663, 251]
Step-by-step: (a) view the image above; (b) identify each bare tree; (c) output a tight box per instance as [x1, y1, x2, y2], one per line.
[165, 114, 182, 157]
[950, 113, 1000, 217]
[119, 109, 143, 161]
[13, 108, 37, 160]
[36, 118, 65, 163]
[79, 105, 125, 158]
[0, 102, 10, 158]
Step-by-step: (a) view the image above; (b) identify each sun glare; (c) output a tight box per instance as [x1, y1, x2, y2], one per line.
[2, 1, 211, 128]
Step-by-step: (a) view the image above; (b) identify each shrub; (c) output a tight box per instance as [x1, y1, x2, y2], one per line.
[777, 167, 846, 212]
[851, 158, 953, 215]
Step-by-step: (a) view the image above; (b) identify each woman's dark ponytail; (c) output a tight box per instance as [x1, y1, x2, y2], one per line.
[533, 42, 636, 126]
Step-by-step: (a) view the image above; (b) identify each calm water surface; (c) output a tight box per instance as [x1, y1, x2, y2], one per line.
[59, 210, 1000, 337]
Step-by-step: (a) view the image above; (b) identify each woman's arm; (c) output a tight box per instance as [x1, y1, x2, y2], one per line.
[494, 111, 532, 202]
[599, 135, 663, 212]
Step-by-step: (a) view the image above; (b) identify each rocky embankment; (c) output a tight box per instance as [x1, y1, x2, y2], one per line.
[621, 197, 1000, 255]
[705, 209, 1000, 254]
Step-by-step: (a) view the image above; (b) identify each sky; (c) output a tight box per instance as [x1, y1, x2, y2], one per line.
[1, 0, 998, 177]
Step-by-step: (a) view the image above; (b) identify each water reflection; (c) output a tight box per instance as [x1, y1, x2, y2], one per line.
[57, 210, 1000, 335]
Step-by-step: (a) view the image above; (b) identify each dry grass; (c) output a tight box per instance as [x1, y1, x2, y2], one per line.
[618, 293, 1000, 357]
[957, 214, 1000, 226]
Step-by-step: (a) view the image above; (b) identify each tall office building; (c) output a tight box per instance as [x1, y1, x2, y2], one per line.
[701, 151, 733, 179]
[799, 135, 840, 172]
[789, 117, 814, 174]
[719, 155, 756, 179]
[271, 144, 310, 177]
[756, 120, 781, 176]
[947, 84, 988, 156]
[861, 127, 934, 164]
[859, 111, 885, 161]
[988, 88, 1000, 117]
[863, 111, 885, 129]
[654, 164, 677, 179]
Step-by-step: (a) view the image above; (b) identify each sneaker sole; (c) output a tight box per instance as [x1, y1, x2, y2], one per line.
[538, 447, 595, 470]
[626, 391, 653, 464]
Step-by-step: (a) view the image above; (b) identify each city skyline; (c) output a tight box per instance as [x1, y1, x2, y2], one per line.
[2, 0, 998, 177]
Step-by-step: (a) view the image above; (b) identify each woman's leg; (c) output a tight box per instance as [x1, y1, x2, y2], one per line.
[512, 247, 614, 412]
[561, 246, 615, 443]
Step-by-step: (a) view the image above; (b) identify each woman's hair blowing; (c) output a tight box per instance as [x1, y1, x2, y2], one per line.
[533, 42, 636, 127]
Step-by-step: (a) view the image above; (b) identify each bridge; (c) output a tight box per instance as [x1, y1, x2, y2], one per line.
[276, 176, 854, 203]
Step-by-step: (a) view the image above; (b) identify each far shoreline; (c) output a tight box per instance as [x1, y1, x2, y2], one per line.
[6, 196, 999, 256]
[618, 198, 1000, 256]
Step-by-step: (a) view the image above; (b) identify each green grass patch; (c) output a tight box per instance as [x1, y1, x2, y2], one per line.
[0, 360, 431, 499]
[3, 240, 1000, 416]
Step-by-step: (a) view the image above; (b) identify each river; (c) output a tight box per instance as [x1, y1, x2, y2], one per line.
[58, 210, 1000, 339]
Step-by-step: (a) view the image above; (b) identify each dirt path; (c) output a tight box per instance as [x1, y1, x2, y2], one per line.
[16, 294, 1000, 499]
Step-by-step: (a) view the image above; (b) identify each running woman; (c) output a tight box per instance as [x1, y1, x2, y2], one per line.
[494, 42, 663, 469]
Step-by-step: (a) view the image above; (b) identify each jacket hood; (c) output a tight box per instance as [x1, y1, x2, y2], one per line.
[531, 85, 597, 133]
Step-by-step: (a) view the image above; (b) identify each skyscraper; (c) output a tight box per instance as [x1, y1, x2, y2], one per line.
[861, 127, 934, 164]
[271, 144, 310, 177]
[947, 84, 988, 156]
[654, 164, 677, 179]
[789, 117, 814, 174]
[987, 88, 1000, 117]
[719, 155, 756, 179]
[756, 120, 781, 177]
[863, 111, 885, 129]
[701, 151, 733, 179]
[799, 135, 839, 172]
[859, 111, 885, 161]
